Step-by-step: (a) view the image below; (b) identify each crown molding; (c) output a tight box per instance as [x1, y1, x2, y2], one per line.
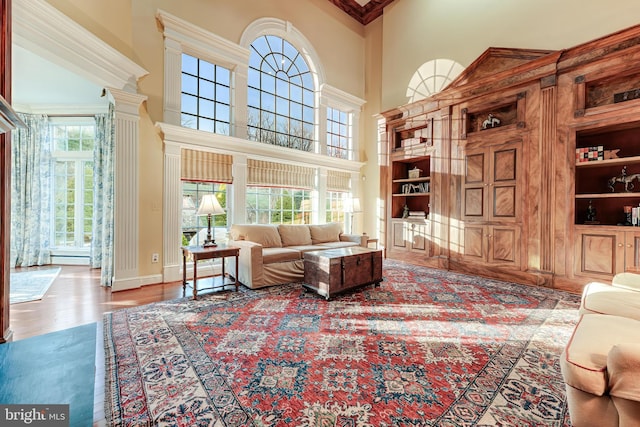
[13, 0, 148, 92]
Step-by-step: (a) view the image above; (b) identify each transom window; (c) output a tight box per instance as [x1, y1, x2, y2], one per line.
[326, 107, 350, 159]
[181, 54, 231, 135]
[246, 186, 312, 224]
[247, 35, 315, 151]
[51, 123, 95, 248]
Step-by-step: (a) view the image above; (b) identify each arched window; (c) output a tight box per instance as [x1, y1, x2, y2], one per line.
[247, 35, 315, 152]
[406, 59, 464, 103]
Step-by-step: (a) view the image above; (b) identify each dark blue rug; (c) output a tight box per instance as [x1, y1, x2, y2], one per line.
[0, 323, 97, 426]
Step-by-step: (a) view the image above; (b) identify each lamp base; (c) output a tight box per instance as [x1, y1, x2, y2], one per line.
[202, 240, 217, 248]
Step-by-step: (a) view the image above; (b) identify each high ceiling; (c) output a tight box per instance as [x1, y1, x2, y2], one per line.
[328, 0, 398, 25]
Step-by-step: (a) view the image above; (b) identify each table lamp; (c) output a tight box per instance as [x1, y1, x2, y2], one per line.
[196, 194, 225, 247]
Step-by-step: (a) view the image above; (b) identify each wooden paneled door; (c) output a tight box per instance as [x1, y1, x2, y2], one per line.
[462, 140, 521, 223]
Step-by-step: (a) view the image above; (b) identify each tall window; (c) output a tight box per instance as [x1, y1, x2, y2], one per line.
[181, 53, 231, 135]
[51, 122, 95, 248]
[326, 191, 347, 224]
[247, 35, 315, 151]
[182, 182, 228, 246]
[246, 187, 311, 224]
[326, 107, 351, 159]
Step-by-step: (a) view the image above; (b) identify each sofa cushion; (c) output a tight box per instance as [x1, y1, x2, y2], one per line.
[278, 224, 312, 246]
[309, 223, 342, 244]
[262, 247, 301, 264]
[580, 281, 640, 320]
[561, 314, 640, 396]
[230, 224, 282, 248]
[286, 245, 327, 253]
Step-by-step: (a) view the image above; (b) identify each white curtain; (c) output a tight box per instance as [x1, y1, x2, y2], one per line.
[92, 105, 115, 287]
[10, 113, 52, 267]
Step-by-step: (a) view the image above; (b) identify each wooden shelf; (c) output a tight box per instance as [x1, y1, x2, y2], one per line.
[392, 177, 430, 183]
[576, 193, 640, 199]
[392, 193, 430, 197]
[575, 155, 640, 168]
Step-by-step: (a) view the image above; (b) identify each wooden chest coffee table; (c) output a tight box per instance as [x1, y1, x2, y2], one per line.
[303, 247, 383, 300]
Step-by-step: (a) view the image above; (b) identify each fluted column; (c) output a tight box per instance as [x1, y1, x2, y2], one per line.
[163, 37, 182, 125]
[108, 88, 147, 291]
[162, 142, 182, 282]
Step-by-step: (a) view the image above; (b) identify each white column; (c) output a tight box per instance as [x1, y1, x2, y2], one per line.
[107, 88, 147, 291]
[163, 37, 182, 125]
[232, 154, 248, 224]
[162, 142, 182, 282]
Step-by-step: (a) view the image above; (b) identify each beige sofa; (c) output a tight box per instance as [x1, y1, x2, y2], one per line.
[560, 273, 640, 427]
[227, 223, 367, 289]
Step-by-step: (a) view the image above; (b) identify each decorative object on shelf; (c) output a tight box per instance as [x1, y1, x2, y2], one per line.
[402, 183, 428, 194]
[613, 88, 640, 103]
[585, 199, 599, 224]
[408, 167, 422, 179]
[481, 113, 501, 130]
[196, 194, 225, 247]
[407, 210, 426, 218]
[576, 146, 604, 162]
[624, 205, 633, 226]
[402, 204, 409, 218]
[607, 166, 640, 192]
[604, 149, 620, 160]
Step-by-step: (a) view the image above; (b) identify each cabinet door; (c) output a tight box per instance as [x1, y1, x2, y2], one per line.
[624, 231, 640, 271]
[391, 220, 407, 249]
[462, 142, 520, 222]
[574, 229, 624, 278]
[462, 149, 488, 220]
[488, 225, 520, 266]
[462, 224, 487, 261]
[409, 221, 431, 255]
[490, 144, 519, 222]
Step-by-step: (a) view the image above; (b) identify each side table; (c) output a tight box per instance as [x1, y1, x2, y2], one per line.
[181, 244, 240, 299]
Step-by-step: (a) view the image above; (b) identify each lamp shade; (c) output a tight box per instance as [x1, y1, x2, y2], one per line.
[196, 194, 225, 216]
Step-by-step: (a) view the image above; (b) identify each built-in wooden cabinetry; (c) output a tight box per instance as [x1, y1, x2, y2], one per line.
[379, 25, 640, 293]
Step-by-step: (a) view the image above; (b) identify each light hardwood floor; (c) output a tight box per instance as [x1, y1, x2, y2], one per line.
[9, 265, 187, 425]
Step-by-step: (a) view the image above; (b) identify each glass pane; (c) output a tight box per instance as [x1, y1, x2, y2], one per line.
[303, 106, 314, 123]
[290, 84, 302, 103]
[182, 54, 198, 75]
[276, 77, 289, 98]
[216, 84, 230, 104]
[262, 92, 275, 112]
[261, 73, 276, 94]
[199, 118, 215, 133]
[216, 103, 230, 123]
[303, 88, 314, 106]
[215, 121, 230, 136]
[198, 98, 215, 119]
[248, 87, 260, 108]
[216, 66, 230, 86]
[200, 60, 215, 80]
[181, 93, 198, 115]
[200, 80, 215, 99]
[182, 74, 198, 95]
[181, 114, 197, 129]
[291, 102, 302, 120]
[248, 67, 261, 88]
[266, 35, 282, 54]
[276, 97, 288, 115]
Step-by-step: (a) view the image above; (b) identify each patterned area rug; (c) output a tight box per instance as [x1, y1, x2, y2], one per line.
[104, 261, 581, 426]
[9, 267, 61, 304]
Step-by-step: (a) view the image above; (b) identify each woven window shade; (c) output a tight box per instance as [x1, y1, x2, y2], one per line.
[327, 170, 351, 192]
[181, 149, 233, 183]
[247, 159, 314, 189]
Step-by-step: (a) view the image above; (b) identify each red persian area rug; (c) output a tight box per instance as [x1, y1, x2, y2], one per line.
[104, 261, 581, 426]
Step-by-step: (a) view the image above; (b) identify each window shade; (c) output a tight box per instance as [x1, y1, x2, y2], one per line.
[327, 170, 351, 192]
[247, 159, 314, 189]
[181, 149, 233, 183]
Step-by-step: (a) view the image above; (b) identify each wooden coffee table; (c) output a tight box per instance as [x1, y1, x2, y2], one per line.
[303, 247, 383, 300]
